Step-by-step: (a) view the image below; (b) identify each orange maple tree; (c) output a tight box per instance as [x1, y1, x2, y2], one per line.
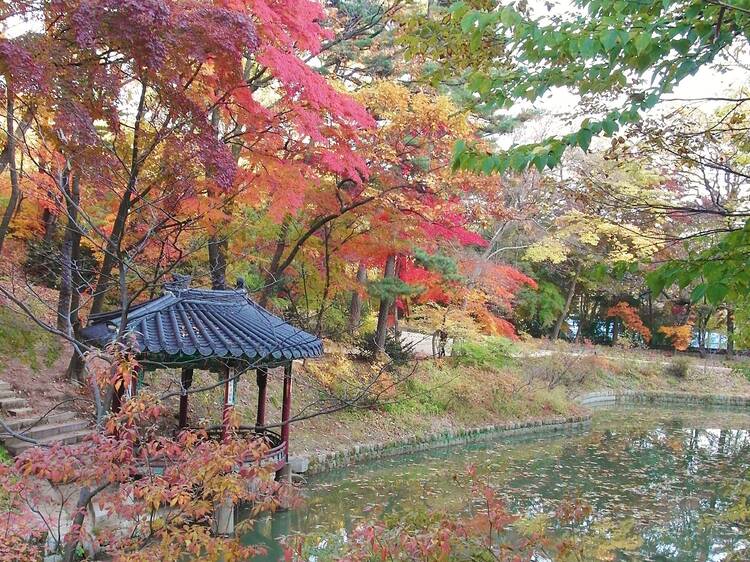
[606, 301, 652, 343]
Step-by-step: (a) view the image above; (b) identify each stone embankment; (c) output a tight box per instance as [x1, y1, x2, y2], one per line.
[291, 389, 750, 475]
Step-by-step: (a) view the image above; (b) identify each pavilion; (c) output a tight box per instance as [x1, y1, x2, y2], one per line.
[80, 275, 323, 474]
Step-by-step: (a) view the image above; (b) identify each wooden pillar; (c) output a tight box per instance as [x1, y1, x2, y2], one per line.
[179, 367, 193, 429]
[256, 367, 268, 431]
[280, 362, 292, 458]
[111, 382, 124, 414]
[221, 364, 236, 441]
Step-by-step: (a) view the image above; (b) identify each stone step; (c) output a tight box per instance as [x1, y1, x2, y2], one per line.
[0, 412, 75, 432]
[5, 429, 92, 456]
[0, 397, 28, 410]
[6, 407, 33, 417]
[0, 381, 11, 391]
[3, 420, 90, 442]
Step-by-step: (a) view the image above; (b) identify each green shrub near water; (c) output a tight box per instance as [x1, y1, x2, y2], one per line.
[663, 357, 690, 379]
[383, 374, 452, 416]
[451, 336, 515, 371]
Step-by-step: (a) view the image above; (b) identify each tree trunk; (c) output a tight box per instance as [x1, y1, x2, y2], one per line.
[611, 317, 620, 346]
[374, 254, 396, 352]
[259, 216, 290, 306]
[348, 263, 367, 334]
[89, 81, 147, 315]
[0, 90, 20, 255]
[551, 268, 579, 341]
[42, 208, 57, 243]
[727, 307, 735, 360]
[57, 168, 74, 331]
[66, 175, 84, 382]
[647, 291, 655, 348]
[208, 236, 228, 290]
[206, 109, 228, 290]
[61, 484, 106, 562]
[575, 292, 587, 342]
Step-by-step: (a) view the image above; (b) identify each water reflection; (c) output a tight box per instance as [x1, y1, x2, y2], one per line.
[242, 406, 750, 561]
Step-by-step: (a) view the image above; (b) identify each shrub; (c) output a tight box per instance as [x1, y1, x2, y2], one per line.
[382, 377, 451, 416]
[0, 308, 61, 370]
[352, 330, 415, 367]
[452, 336, 515, 371]
[731, 361, 750, 383]
[663, 357, 690, 379]
[22, 239, 98, 289]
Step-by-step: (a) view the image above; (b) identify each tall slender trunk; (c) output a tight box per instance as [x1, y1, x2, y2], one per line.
[207, 108, 228, 290]
[727, 307, 735, 360]
[575, 293, 587, 342]
[374, 254, 396, 352]
[208, 237, 228, 289]
[57, 168, 74, 331]
[551, 267, 579, 341]
[648, 291, 654, 348]
[349, 263, 367, 334]
[59, 173, 85, 381]
[259, 216, 290, 306]
[89, 81, 147, 315]
[0, 90, 20, 255]
[42, 208, 57, 243]
[314, 225, 332, 336]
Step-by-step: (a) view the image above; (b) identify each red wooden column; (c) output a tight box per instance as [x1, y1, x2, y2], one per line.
[111, 383, 124, 413]
[179, 367, 193, 429]
[221, 364, 236, 441]
[280, 362, 293, 458]
[256, 367, 268, 432]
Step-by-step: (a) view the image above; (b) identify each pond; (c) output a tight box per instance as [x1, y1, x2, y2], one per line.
[244, 405, 750, 561]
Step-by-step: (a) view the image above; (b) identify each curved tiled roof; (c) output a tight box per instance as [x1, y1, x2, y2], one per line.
[80, 282, 323, 364]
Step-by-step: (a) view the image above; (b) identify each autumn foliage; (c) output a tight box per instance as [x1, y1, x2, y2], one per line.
[659, 324, 694, 351]
[607, 302, 652, 343]
[0, 393, 287, 561]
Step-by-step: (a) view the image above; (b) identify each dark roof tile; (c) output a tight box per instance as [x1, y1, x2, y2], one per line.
[80, 286, 323, 364]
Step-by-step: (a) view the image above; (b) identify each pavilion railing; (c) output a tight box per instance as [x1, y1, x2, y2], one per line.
[135, 427, 286, 476]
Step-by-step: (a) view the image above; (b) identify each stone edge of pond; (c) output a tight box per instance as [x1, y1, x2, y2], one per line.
[298, 414, 591, 475]
[295, 389, 750, 476]
[578, 389, 750, 407]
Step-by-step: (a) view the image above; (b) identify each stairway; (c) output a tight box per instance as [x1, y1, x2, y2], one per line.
[0, 380, 92, 456]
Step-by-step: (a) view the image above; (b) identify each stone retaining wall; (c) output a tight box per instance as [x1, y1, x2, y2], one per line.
[298, 389, 750, 476]
[577, 389, 750, 407]
[302, 414, 591, 475]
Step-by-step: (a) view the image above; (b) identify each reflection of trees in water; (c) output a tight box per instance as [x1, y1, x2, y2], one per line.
[242, 408, 750, 561]
[508, 419, 750, 560]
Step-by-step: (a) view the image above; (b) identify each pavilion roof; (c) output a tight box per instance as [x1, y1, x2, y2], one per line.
[80, 278, 323, 366]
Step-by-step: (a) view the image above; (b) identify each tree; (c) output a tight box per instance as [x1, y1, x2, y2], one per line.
[404, 1, 750, 173]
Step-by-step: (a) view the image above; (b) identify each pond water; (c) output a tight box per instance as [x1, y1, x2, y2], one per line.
[244, 405, 750, 561]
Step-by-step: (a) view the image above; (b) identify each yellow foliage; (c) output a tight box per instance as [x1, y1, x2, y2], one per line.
[525, 239, 568, 264]
[304, 353, 396, 401]
[659, 324, 693, 351]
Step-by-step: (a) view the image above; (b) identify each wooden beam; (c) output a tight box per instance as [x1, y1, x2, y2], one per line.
[179, 367, 193, 429]
[256, 367, 268, 431]
[280, 362, 292, 459]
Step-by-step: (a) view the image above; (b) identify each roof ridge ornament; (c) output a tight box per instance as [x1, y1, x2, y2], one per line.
[164, 273, 192, 295]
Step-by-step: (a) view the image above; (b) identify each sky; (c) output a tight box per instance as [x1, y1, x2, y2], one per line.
[502, 0, 750, 146]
